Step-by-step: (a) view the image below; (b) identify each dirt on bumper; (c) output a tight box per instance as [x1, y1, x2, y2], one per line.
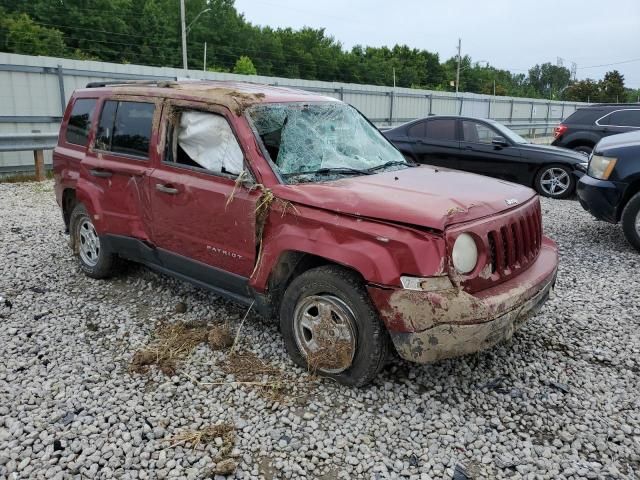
[368, 239, 558, 363]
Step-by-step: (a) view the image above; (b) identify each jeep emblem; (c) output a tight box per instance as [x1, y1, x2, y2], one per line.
[505, 198, 519, 206]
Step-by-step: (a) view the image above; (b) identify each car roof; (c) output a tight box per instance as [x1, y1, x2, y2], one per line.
[578, 103, 640, 110]
[74, 80, 339, 115]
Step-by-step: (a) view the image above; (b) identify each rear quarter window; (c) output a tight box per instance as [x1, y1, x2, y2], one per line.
[65, 98, 97, 146]
[599, 110, 640, 128]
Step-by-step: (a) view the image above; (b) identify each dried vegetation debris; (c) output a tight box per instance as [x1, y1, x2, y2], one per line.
[168, 423, 238, 476]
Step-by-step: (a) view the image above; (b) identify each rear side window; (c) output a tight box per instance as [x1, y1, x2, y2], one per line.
[564, 108, 602, 125]
[425, 119, 457, 141]
[407, 122, 426, 137]
[599, 110, 640, 127]
[65, 98, 96, 146]
[95, 100, 155, 158]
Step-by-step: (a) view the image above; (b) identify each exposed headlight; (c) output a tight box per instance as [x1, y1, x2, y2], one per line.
[452, 233, 478, 274]
[588, 155, 617, 180]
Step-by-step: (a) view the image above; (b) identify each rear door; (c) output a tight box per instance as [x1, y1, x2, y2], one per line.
[409, 118, 461, 169]
[81, 97, 160, 241]
[148, 100, 260, 294]
[458, 120, 524, 182]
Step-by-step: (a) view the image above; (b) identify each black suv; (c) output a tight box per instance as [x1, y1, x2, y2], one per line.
[552, 104, 640, 154]
[577, 130, 640, 250]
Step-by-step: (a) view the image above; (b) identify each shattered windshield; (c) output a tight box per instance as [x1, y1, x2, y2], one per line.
[247, 102, 409, 183]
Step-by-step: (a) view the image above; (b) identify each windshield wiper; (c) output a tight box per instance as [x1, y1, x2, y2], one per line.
[367, 160, 415, 172]
[284, 167, 373, 177]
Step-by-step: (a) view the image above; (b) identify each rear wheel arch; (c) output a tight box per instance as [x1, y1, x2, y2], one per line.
[565, 138, 595, 150]
[62, 188, 78, 232]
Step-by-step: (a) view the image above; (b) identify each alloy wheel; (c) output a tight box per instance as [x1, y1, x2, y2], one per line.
[540, 167, 570, 196]
[78, 219, 100, 267]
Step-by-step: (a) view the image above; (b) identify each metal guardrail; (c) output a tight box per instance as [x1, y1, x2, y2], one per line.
[0, 132, 59, 179]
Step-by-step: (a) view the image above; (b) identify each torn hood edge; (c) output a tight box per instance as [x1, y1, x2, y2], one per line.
[269, 165, 537, 231]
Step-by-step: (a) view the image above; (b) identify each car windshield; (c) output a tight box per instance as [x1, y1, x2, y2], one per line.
[247, 102, 409, 183]
[486, 120, 529, 144]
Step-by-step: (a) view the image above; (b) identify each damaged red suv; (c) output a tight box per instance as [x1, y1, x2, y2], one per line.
[53, 81, 558, 386]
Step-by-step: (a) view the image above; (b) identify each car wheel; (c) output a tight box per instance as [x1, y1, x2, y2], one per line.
[621, 192, 640, 251]
[69, 203, 116, 278]
[279, 265, 388, 387]
[573, 145, 593, 155]
[535, 164, 575, 199]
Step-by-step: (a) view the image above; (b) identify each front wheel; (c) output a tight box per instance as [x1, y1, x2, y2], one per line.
[69, 204, 117, 278]
[534, 164, 575, 199]
[279, 265, 388, 387]
[621, 193, 640, 251]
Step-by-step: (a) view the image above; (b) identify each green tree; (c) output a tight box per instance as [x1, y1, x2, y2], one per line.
[599, 70, 626, 103]
[563, 79, 601, 102]
[528, 63, 572, 99]
[233, 55, 257, 75]
[1, 12, 66, 56]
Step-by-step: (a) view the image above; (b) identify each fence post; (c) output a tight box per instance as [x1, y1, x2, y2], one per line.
[560, 103, 565, 120]
[339, 87, 344, 101]
[33, 149, 45, 181]
[459, 96, 464, 115]
[56, 65, 66, 114]
[428, 94, 433, 115]
[487, 98, 492, 119]
[389, 90, 394, 125]
[509, 99, 515, 123]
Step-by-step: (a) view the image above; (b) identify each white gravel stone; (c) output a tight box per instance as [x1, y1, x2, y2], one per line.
[0, 181, 639, 479]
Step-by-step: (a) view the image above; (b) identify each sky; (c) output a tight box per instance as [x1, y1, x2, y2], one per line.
[233, 0, 640, 90]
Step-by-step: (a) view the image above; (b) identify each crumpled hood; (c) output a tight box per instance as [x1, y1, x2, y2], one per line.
[271, 165, 536, 231]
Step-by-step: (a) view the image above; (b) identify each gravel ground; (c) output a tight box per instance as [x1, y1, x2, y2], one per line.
[1, 180, 639, 480]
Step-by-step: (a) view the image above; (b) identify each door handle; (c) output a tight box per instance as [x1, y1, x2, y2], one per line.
[464, 145, 474, 150]
[89, 169, 113, 178]
[155, 183, 179, 194]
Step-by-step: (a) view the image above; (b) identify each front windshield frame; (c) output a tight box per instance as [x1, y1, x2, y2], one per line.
[245, 101, 409, 184]
[486, 119, 528, 144]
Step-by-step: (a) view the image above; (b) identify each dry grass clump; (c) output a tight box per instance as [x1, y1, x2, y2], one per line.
[129, 320, 211, 375]
[169, 423, 235, 454]
[208, 324, 234, 350]
[222, 350, 280, 382]
[306, 338, 353, 373]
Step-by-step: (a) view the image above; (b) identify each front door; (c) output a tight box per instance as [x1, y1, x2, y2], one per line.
[148, 101, 260, 294]
[458, 120, 524, 183]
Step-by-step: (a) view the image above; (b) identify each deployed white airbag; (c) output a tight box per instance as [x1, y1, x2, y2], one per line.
[177, 111, 243, 175]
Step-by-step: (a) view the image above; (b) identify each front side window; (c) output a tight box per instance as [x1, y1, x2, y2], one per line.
[95, 100, 155, 158]
[424, 119, 457, 141]
[462, 121, 496, 144]
[65, 98, 96, 146]
[247, 102, 408, 184]
[164, 109, 244, 176]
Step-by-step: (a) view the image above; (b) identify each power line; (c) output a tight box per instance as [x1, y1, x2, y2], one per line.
[577, 57, 640, 70]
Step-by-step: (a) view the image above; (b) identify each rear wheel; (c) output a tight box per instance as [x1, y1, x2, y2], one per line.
[535, 164, 575, 199]
[573, 145, 593, 155]
[621, 192, 640, 251]
[279, 265, 388, 387]
[69, 204, 117, 278]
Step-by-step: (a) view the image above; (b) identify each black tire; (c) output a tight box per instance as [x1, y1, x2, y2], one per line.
[621, 193, 640, 251]
[279, 265, 388, 387]
[573, 145, 593, 155]
[69, 204, 116, 279]
[534, 164, 575, 199]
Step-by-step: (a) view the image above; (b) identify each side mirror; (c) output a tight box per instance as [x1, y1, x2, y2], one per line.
[492, 136, 509, 147]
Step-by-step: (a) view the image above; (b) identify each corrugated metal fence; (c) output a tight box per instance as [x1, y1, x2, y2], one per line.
[0, 52, 585, 172]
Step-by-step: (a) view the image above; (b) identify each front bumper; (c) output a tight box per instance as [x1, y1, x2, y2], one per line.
[576, 175, 626, 223]
[368, 238, 558, 363]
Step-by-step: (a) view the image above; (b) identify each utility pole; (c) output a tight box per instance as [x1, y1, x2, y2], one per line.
[455, 38, 461, 94]
[203, 42, 207, 72]
[180, 0, 188, 72]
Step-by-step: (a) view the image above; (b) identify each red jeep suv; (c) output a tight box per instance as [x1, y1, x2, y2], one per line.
[53, 81, 559, 386]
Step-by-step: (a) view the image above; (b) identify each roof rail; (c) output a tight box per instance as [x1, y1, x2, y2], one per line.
[85, 79, 175, 88]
